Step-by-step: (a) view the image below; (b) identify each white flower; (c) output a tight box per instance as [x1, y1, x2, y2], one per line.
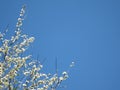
[0, 48, 2, 52]
[23, 84, 27, 87]
[28, 37, 35, 42]
[62, 71, 67, 75]
[21, 48, 25, 52]
[59, 77, 64, 81]
[70, 61, 75, 67]
[26, 80, 29, 83]
[23, 71, 30, 75]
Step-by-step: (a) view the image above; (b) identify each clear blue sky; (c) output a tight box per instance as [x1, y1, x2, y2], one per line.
[0, 0, 120, 90]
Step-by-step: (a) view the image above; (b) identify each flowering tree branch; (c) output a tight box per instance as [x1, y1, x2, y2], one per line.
[0, 5, 74, 90]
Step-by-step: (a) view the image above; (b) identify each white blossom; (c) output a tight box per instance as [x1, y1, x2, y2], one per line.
[0, 5, 73, 90]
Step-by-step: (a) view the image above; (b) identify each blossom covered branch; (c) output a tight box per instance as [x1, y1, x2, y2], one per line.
[0, 6, 74, 90]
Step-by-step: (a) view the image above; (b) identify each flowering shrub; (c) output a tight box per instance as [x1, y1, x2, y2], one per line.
[0, 6, 74, 90]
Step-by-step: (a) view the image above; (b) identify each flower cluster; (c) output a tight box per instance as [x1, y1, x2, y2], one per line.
[0, 5, 74, 90]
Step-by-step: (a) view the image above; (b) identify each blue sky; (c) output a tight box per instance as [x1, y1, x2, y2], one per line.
[0, 0, 120, 90]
